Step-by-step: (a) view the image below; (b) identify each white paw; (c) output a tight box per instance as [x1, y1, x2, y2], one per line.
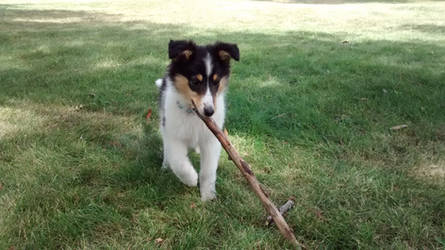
[180, 170, 198, 187]
[200, 188, 216, 201]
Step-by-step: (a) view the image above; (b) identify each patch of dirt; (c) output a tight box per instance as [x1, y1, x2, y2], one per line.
[414, 162, 445, 179]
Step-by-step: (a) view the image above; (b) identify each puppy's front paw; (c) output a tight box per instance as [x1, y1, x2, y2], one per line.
[181, 170, 198, 187]
[200, 189, 216, 201]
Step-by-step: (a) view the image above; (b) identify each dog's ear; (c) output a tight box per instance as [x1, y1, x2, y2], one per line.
[168, 40, 196, 61]
[214, 42, 240, 62]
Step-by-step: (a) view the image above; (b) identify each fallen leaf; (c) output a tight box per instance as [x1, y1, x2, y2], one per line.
[110, 140, 122, 147]
[146, 108, 152, 121]
[155, 238, 164, 244]
[313, 208, 325, 221]
[390, 124, 408, 131]
[190, 203, 196, 209]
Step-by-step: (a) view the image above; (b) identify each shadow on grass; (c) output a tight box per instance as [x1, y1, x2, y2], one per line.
[399, 23, 445, 34]
[1, 5, 445, 249]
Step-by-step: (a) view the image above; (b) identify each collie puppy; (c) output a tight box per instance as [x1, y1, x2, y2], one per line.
[155, 40, 239, 201]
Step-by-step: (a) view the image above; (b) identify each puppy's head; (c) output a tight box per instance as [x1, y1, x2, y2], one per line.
[167, 40, 239, 117]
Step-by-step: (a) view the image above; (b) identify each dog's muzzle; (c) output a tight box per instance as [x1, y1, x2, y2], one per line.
[203, 106, 214, 117]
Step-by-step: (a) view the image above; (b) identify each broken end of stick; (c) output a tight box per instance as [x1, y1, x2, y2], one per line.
[265, 198, 295, 226]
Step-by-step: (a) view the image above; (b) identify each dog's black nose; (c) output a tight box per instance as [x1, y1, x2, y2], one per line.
[204, 106, 214, 117]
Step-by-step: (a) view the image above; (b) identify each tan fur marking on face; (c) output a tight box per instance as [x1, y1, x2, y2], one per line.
[173, 74, 203, 109]
[196, 74, 203, 81]
[182, 50, 192, 60]
[191, 96, 203, 111]
[218, 50, 231, 61]
[217, 76, 228, 95]
[213, 74, 218, 81]
[211, 76, 228, 108]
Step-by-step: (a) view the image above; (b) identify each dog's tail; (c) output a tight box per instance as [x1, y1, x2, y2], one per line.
[155, 78, 163, 88]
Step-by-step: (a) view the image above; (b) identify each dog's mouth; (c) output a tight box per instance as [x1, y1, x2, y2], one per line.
[191, 100, 200, 114]
[191, 100, 214, 117]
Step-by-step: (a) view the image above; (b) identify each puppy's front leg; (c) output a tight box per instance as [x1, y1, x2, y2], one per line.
[166, 139, 198, 187]
[199, 138, 221, 201]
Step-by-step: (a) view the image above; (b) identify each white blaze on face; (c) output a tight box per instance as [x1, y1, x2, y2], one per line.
[202, 53, 214, 113]
[202, 88, 213, 110]
[204, 53, 212, 77]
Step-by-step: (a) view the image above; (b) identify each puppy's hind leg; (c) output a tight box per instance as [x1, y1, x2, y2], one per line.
[166, 139, 198, 187]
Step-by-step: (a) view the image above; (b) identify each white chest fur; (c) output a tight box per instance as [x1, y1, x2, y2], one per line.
[161, 82, 225, 150]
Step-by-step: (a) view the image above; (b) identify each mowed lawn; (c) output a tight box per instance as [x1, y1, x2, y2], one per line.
[1, 0, 444, 248]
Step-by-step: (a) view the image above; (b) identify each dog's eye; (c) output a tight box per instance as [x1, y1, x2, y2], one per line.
[212, 74, 220, 83]
[190, 79, 199, 85]
[190, 74, 203, 85]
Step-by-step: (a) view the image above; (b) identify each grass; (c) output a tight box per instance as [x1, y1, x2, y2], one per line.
[0, 0, 444, 248]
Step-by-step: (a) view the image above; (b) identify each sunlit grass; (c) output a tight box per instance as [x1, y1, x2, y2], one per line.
[3, 0, 445, 41]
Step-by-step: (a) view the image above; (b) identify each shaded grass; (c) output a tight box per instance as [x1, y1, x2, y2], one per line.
[1, 1, 445, 249]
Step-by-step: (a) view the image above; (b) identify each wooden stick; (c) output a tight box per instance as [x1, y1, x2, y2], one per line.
[266, 198, 295, 226]
[192, 102, 304, 249]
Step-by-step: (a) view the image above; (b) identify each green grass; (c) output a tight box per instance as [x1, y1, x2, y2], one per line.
[1, 0, 445, 248]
